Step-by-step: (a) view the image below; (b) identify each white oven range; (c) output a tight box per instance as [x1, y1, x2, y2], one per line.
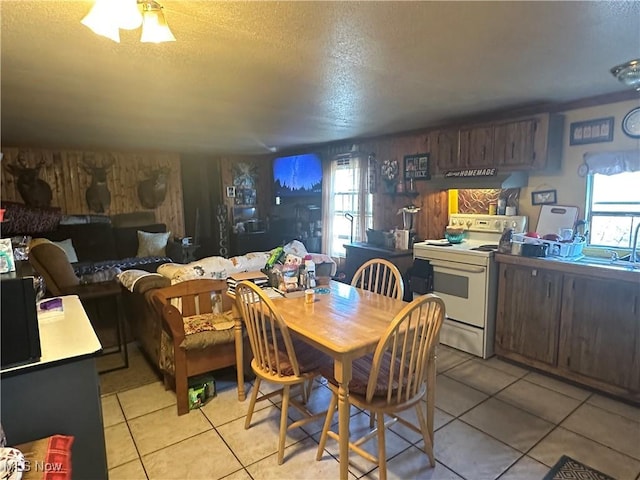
[413, 214, 527, 358]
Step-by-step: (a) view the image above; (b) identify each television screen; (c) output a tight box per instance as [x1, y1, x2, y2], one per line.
[273, 153, 323, 200]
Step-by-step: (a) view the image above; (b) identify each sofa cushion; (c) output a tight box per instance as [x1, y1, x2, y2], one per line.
[113, 223, 167, 259]
[52, 238, 78, 263]
[137, 230, 171, 257]
[111, 211, 156, 228]
[118, 269, 171, 293]
[44, 223, 117, 262]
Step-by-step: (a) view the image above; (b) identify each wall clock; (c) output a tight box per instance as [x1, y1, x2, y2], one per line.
[622, 106, 640, 138]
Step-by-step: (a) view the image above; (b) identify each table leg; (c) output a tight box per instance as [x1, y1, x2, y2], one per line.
[334, 358, 352, 480]
[234, 313, 246, 401]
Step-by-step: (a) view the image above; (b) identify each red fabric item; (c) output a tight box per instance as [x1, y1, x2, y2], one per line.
[43, 435, 73, 480]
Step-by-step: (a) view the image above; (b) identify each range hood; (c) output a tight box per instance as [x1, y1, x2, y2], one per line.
[423, 170, 529, 190]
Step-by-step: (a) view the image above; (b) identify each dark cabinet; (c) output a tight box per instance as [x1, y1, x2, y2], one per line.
[230, 231, 273, 256]
[459, 124, 494, 168]
[495, 263, 563, 365]
[493, 119, 537, 168]
[430, 129, 459, 173]
[343, 243, 413, 291]
[558, 275, 640, 391]
[495, 257, 640, 404]
[428, 113, 563, 173]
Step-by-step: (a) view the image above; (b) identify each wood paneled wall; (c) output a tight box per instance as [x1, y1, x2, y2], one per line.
[1, 147, 184, 237]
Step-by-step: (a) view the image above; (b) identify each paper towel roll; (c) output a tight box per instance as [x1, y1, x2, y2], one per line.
[394, 230, 410, 250]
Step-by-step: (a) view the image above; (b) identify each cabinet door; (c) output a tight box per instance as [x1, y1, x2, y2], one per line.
[496, 264, 563, 365]
[459, 125, 494, 168]
[493, 119, 537, 168]
[430, 130, 459, 172]
[558, 275, 640, 391]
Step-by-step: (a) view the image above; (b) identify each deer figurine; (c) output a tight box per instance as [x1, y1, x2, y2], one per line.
[4, 157, 53, 208]
[137, 167, 170, 209]
[83, 158, 113, 213]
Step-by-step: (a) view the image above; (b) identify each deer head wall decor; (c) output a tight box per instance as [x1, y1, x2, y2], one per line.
[4, 156, 53, 208]
[83, 158, 114, 213]
[137, 167, 170, 209]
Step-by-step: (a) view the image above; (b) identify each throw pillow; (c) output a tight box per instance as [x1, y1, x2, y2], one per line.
[53, 238, 79, 263]
[137, 230, 171, 257]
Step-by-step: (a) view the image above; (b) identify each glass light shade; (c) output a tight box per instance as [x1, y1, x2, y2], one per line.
[81, 0, 120, 42]
[611, 59, 640, 91]
[114, 0, 143, 30]
[140, 8, 176, 43]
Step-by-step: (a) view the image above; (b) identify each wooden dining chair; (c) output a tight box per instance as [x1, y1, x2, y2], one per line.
[315, 293, 445, 480]
[235, 280, 332, 465]
[351, 258, 404, 300]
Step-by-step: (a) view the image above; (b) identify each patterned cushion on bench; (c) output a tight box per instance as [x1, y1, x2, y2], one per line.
[159, 310, 236, 375]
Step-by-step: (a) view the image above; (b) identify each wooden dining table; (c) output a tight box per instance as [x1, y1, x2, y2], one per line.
[231, 280, 409, 480]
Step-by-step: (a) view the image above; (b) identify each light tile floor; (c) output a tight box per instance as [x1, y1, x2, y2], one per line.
[100, 343, 640, 480]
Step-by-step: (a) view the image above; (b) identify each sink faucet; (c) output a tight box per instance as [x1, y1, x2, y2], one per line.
[632, 223, 640, 265]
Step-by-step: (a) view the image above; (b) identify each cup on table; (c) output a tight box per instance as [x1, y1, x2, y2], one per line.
[305, 289, 315, 304]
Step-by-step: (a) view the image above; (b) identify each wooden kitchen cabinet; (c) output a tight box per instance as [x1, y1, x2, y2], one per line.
[558, 275, 640, 391]
[495, 254, 640, 404]
[428, 113, 563, 173]
[429, 129, 459, 173]
[495, 263, 563, 365]
[459, 124, 494, 168]
[493, 118, 537, 168]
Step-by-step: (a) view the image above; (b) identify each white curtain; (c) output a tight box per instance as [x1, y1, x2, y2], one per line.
[584, 149, 640, 175]
[322, 151, 372, 258]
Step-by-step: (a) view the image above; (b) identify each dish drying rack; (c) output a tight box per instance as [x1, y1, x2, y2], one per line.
[512, 233, 585, 258]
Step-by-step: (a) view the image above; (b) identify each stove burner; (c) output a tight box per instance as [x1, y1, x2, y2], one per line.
[471, 244, 499, 252]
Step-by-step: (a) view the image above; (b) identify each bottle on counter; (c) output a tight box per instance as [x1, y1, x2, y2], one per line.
[304, 254, 316, 288]
[497, 198, 506, 216]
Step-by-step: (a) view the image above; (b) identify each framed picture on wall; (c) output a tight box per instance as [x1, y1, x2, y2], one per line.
[404, 153, 430, 180]
[569, 117, 614, 145]
[531, 189, 557, 205]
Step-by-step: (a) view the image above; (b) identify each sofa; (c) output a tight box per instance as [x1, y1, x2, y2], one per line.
[41, 220, 181, 276]
[0, 202, 181, 276]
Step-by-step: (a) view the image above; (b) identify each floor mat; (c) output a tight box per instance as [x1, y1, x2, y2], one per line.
[543, 455, 615, 480]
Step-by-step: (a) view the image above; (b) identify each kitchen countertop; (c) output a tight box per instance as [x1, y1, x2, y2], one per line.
[495, 253, 640, 282]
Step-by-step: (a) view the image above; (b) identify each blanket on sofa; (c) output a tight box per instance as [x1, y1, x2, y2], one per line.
[155, 241, 337, 285]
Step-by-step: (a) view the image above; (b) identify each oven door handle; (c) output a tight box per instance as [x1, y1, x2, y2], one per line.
[430, 261, 486, 274]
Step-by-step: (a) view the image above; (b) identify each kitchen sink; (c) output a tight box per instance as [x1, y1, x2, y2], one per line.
[570, 255, 640, 271]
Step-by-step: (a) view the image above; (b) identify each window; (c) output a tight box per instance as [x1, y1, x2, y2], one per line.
[586, 170, 640, 249]
[327, 154, 373, 257]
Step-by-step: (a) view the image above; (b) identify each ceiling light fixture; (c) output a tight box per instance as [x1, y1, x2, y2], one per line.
[610, 59, 640, 91]
[81, 0, 175, 43]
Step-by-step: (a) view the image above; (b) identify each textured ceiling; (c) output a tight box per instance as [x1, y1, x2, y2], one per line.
[1, 1, 639, 155]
